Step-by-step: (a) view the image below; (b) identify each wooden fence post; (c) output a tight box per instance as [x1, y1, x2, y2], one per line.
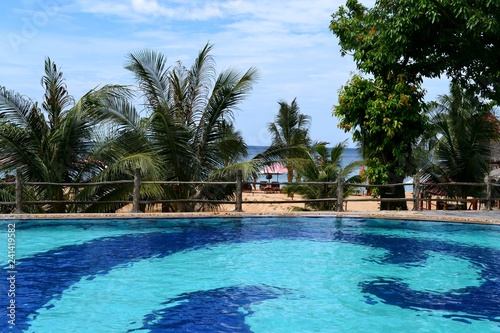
[130, 168, 142, 213]
[413, 173, 420, 211]
[234, 170, 243, 212]
[15, 167, 23, 214]
[337, 176, 344, 212]
[486, 175, 492, 210]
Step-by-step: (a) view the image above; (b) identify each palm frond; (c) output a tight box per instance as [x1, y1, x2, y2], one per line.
[91, 95, 144, 133]
[419, 83, 499, 198]
[41, 57, 74, 128]
[191, 63, 258, 165]
[212, 160, 260, 181]
[185, 43, 216, 123]
[0, 124, 46, 176]
[0, 87, 36, 127]
[149, 106, 193, 180]
[126, 50, 170, 108]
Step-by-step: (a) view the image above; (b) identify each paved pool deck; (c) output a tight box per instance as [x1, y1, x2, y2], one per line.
[0, 210, 499, 225]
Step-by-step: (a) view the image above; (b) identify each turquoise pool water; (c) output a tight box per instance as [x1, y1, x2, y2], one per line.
[1, 217, 499, 332]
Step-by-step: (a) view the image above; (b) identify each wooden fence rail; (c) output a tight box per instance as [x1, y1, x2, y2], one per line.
[1, 168, 499, 214]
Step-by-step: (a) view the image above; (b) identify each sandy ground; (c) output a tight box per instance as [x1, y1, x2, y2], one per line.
[219, 191, 414, 213]
[114, 192, 385, 214]
[104, 189, 500, 222]
[6, 190, 498, 225]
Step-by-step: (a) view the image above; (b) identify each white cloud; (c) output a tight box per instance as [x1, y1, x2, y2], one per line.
[131, 0, 164, 14]
[75, 0, 227, 20]
[74, 0, 342, 26]
[130, 0, 225, 19]
[0, 0, 447, 147]
[74, 1, 131, 17]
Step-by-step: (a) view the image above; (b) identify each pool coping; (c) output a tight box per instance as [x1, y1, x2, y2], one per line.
[0, 210, 499, 225]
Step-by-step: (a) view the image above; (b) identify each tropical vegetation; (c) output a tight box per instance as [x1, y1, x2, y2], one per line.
[0, 43, 260, 213]
[331, 0, 500, 102]
[415, 84, 500, 201]
[257, 98, 317, 183]
[283, 141, 363, 211]
[333, 74, 426, 210]
[97, 43, 259, 212]
[0, 58, 130, 213]
[330, 0, 500, 209]
[1, 0, 500, 214]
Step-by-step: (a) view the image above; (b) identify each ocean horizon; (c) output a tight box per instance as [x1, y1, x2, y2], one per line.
[245, 146, 361, 167]
[245, 145, 412, 189]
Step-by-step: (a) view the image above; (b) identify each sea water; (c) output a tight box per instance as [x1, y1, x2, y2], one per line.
[245, 146, 360, 166]
[246, 146, 362, 183]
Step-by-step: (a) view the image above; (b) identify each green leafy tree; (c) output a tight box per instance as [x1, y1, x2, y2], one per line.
[331, 0, 500, 102]
[284, 141, 362, 211]
[334, 74, 427, 210]
[331, 1, 432, 210]
[331, 0, 500, 209]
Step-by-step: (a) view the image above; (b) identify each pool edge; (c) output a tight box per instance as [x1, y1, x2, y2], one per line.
[0, 211, 498, 225]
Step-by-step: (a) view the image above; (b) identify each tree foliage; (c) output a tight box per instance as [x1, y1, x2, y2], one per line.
[0, 44, 260, 214]
[284, 141, 362, 211]
[0, 58, 131, 213]
[417, 84, 500, 199]
[335, 74, 427, 181]
[330, 0, 500, 209]
[333, 72, 427, 209]
[259, 98, 313, 182]
[331, 0, 500, 102]
[124, 43, 259, 212]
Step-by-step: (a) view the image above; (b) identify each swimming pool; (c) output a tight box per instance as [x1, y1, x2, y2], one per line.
[1, 217, 499, 332]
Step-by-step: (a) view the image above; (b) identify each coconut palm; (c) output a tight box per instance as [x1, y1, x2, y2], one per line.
[125, 43, 259, 211]
[259, 98, 313, 182]
[75, 95, 164, 213]
[284, 140, 363, 210]
[419, 84, 500, 200]
[0, 58, 131, 213]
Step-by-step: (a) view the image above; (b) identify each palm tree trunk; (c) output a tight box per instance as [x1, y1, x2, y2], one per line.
[49, 185, 67, 213]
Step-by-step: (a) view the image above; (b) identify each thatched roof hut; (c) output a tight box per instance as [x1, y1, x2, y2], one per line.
[490, 142, 500, 166]
[489, 142, 500, 179]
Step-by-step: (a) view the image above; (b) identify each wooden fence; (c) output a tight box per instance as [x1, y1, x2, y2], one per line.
[1, 168, 499, 213]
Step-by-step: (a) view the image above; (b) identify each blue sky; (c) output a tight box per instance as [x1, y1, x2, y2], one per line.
[0, 0, 449, 147]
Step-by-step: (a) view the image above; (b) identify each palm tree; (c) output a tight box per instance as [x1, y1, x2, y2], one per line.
[125, 43, 259, 212]
[260, 98, 312, 182]
[0, 58, 130, 213]
[419, 84, 500, 201]
[284, 141, 363, 210]
[75, 95, 164, 213]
